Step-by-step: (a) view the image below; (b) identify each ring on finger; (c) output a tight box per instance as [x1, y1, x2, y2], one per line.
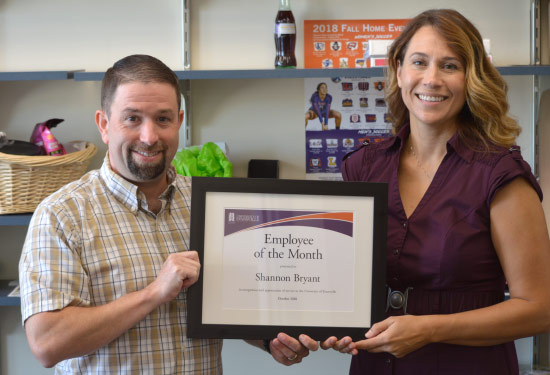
[287, 353, 298, 361]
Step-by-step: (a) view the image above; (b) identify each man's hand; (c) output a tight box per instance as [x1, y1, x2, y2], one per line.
[147, 251, 201, 305]
[268, 333, 319, 366]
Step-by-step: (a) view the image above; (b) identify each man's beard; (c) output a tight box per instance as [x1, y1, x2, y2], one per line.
[126, 145, 167, 181]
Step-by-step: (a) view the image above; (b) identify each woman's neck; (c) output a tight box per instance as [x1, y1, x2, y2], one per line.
[407, 122, 456, 165]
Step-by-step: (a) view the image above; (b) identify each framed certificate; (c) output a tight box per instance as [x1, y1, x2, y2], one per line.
[187, 177, 387, 341]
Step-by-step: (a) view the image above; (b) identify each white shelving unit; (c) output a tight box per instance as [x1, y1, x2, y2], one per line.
[0, 0, 548, 373]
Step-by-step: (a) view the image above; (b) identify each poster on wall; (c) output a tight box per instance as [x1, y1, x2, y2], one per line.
[304, 19, 409, 69]
[303, 18, 408, 180]
[304, 77, 392, 180]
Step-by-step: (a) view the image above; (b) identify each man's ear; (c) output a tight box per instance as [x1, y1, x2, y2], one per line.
[95, 110, 109, 145]
[178, 109, 184, 130]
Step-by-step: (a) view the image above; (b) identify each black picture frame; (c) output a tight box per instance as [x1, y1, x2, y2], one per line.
[188, 177, 387, 341]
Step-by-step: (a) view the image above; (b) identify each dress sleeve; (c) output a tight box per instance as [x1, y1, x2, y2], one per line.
[487, 148, 543, 204]
[19, 202, 89, 323]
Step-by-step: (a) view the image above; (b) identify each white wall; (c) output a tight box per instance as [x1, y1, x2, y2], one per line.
[0, 0, 540, 374]
[192, 0, 530, 69]
[189, 0, 533, 179]
[0, 0, 183, 71]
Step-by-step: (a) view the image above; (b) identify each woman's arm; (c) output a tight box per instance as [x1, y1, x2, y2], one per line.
[433, 177, 550, 345]
[331, 177, 550, 357]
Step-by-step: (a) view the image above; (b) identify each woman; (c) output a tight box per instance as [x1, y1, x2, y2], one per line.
[265, 9, 550, 372]
[305, 82, 342, 130]
[319, 8, 550, 374]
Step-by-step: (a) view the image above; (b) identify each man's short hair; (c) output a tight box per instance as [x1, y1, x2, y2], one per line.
[101, 54, 181, 117]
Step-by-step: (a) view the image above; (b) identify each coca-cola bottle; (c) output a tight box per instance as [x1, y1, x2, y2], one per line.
[274, 0, 297, 69]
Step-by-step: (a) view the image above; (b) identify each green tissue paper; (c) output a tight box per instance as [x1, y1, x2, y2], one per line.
[172, 142, 233, 177]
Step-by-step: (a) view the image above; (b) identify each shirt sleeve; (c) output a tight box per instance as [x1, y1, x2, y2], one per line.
[487, 148, 542, 205]
[19, 202, 90, 324]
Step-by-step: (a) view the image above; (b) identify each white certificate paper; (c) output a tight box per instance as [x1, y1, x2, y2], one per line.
[221, 209, 355, 312]
[201, 192, 374, 329]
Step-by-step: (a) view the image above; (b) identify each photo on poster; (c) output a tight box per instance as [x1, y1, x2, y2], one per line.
[304, 77, 392, 180]
[303, 19, 408, 180]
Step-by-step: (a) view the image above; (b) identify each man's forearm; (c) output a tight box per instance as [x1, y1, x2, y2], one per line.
[25, 286, 159, 367]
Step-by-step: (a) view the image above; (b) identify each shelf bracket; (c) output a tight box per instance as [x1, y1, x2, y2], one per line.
[180, 80, 192, 148]
[180, 0, 192, 147]
[182, 0, 191, 70]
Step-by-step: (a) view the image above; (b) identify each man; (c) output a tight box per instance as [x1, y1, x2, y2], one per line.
[19, 55, 316, 374]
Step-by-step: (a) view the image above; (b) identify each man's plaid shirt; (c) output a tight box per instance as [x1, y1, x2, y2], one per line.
[19, 155, 222, 374]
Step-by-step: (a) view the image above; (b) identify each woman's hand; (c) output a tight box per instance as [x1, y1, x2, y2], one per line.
[312, 315, 435, 359]
[354, 315, 434, 358]
[320, 335, 358, 354]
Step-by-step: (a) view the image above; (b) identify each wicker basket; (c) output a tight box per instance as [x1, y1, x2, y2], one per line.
[0, 142, 97, 214]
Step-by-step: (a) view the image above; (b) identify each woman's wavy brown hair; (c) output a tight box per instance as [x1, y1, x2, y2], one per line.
[385, 9, 520, 149]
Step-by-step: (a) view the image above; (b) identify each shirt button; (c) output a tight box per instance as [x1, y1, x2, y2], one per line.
[386, 358, 392, 365]
[393, 249, 400, 255]
[402, 222, 407, 228]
